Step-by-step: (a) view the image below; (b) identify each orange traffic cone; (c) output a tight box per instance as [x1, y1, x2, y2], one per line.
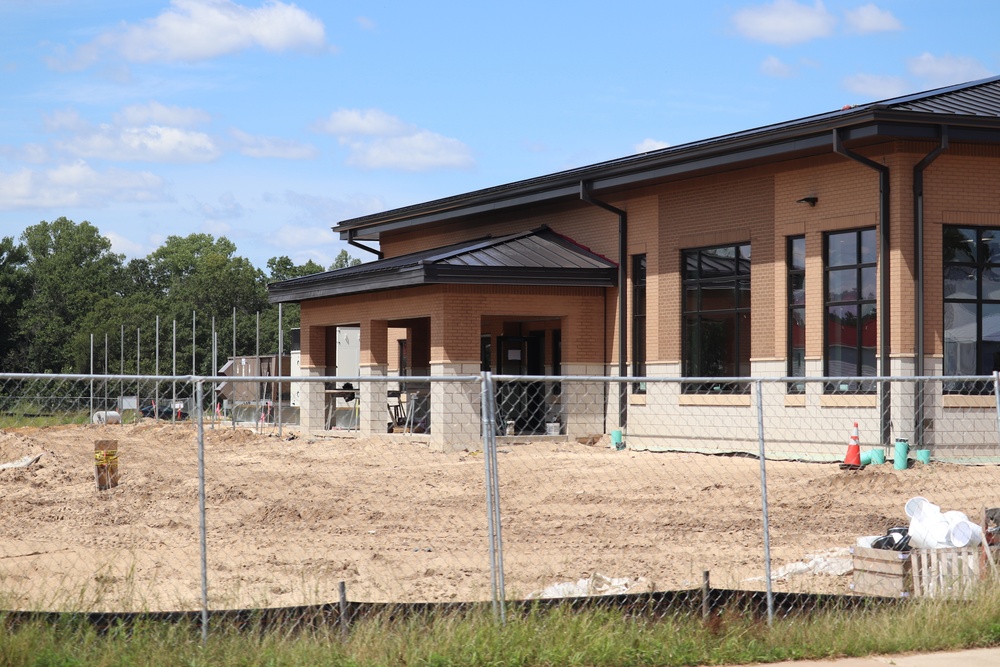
[841, 421, 863, 469]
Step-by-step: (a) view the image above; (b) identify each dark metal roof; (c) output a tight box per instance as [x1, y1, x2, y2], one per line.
[336, 75, 1000, 241]
[267, 227, 617, 303]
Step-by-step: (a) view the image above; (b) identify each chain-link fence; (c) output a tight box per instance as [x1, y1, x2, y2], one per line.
[2, 372, 1000, 632]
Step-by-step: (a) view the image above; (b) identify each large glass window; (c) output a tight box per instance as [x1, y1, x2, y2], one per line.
[943, 226, 1000, 391]
[632, 254, 647, 394]
[682, 243, 751, 393]
[824, 228, 877, 391]
[788, 236, 805, 393]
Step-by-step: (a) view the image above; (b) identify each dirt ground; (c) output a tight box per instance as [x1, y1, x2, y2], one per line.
[2, 421, 998, 612]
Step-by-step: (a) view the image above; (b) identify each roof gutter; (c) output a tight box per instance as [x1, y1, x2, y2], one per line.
[580, 181, 628, 430]
[832, 129, 892, 448]
[913, 126, 949, 448]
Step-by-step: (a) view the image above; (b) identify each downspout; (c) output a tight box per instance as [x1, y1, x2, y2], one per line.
[832, 129, 891, 449]
[913, 127, 949, 448]
[347, 230, 384, 260]
[580, 181, 628, 430]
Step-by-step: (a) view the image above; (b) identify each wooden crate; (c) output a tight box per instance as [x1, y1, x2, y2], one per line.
[852, 544, 1000, 599]
[850, 546, 912, 597]
[911, 547, 988, 599]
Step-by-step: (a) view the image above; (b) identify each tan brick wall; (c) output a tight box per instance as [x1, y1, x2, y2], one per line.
[659, 169, 776, 363]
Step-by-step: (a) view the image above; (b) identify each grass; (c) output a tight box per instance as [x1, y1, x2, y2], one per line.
[4, 589, 1000, 667]
[0, 412, 91, 429]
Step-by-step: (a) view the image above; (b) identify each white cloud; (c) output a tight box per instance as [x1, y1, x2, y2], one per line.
[908, 53, 992, 88]
[196, 191, 245, 220]
[231, 128, 319, 159]
[356, 16, 376, 30]
[104, 230, 148, 257]
[760, 55, 794, 77]
[732, 0, 836, 46]
[842, 73, 909, 100]
[316, 108, 475, 171]
[43, 108, 88, 132]
[316, 109, 410, 136]
[634, 138, 670, 153]
[48, 0, 328, 69]
[283, 191, 385, 225]
[844, 4, 902, 33]
[0, 160, 164, 210]
[345, 132, 474, 171]
[58, 124, 221, 163]
[116, 101, 211, 128]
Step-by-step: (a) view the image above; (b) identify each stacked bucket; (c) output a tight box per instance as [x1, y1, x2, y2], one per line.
[905, 496, 983, 549]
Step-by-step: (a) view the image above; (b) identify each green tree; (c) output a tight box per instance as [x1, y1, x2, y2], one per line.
[266, 256, 325, 282]
[19, 218, 124, 372]
[330, 249, 362, 270]
[146, 234, 270, 374]
[0, 236, 29, 369]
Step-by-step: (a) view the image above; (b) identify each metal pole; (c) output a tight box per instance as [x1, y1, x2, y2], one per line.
[155, 315, 160, 421]
[192, 311, 196, 376]
[212, 317, 217, 428]
[89, 334, 93, 419]
[256, 311, 260, 431]
[480, 372, 499, 618]
[277, 303, 283, 438]
[104, 334, 108, 412]
[136, 327, 140, 422]
[196, 380, 209, 643]
[172, 320, 177, 423]
[756, 380, 775, 626]
[120, 324, 124, 421]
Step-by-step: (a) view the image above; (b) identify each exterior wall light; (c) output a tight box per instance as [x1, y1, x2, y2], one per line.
[796, 196, 818, 207]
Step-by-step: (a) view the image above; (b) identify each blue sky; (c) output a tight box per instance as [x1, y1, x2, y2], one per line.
[1, 0, 997, 271]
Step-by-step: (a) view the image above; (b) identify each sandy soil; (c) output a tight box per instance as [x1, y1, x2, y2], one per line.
[2, 422, 998, 612]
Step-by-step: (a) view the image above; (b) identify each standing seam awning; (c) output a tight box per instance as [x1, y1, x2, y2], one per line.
[267, 227, 618, 303]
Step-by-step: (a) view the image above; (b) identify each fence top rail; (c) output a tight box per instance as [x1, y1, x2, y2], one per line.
[0, 372, 482, 384]
[0, 372, 996, 384]
[489, 373, 1000, 384]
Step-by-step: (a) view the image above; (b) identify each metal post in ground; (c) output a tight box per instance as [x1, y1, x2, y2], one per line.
[155, 316, 160, 421]
[755, 380, 775, 625]
[480, 372, 498, 618]
[196, 379, 209, 643]
[277, 303, 283, 438]
[89, 334, 93, 419]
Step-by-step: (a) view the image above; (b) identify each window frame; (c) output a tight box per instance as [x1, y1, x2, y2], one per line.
[681, 242, 751, 394]
[787, 236, 806, 394]
[823, 227, 877, 393]
[942, 225, 1000, 393]
[632, 253, 647, 394]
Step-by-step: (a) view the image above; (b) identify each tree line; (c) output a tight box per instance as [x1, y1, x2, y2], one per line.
[0, 217, 360, 375]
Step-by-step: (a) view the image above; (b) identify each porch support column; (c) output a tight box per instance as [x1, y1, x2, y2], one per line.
[359, 319, 389, 437]
[300, 325, 328, 433]
[430, 299, 481, 452]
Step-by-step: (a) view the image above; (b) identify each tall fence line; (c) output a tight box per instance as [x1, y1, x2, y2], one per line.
[2, 372, 1000, 635]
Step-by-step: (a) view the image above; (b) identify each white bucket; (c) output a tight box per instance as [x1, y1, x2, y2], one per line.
[944, 511, 983, 547]
[905, 496, 939, 521]
[908, 512, 949, 549]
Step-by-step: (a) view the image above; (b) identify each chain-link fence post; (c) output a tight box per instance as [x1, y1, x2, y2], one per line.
[196, 378, 209, 643]
[755, 379, 775, 625]
[480, 371, 506, 622]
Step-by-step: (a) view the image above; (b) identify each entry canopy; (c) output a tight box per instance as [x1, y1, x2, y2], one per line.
[267, 226, 618, 304]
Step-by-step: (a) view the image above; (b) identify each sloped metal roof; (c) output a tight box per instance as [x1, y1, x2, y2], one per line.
[335, 75, 1000, 241]
[267, 227, 617, 303]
